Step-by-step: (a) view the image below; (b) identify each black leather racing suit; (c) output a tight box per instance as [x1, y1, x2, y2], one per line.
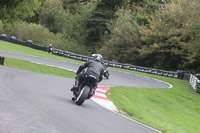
[75, 60, 105, 87]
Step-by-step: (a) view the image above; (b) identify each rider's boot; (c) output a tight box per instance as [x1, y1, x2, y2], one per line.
[72, 94, 77, 101]
[71, 78, 79, 91]
[90, 89, 95, 96]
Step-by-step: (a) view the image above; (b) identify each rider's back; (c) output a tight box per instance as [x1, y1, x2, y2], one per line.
[85, 60, 104, 80]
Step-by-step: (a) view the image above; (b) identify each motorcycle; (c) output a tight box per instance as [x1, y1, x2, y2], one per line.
[103, 69, 109, 79]
[72, 75, 98, 105]
[47, 46, 53, 53]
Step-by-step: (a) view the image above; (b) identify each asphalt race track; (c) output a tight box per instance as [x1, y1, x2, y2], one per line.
[0, 51, 170, 133]
[0, 51, 171, 88]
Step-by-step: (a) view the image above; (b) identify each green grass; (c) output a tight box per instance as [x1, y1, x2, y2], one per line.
[4, 57, 76, 78]
[0, 40, 84, 64]
[107, 68, 200, 133]
[1, 40, 200, 133]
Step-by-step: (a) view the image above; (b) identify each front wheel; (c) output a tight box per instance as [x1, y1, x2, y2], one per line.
[75, 86, 90, 105]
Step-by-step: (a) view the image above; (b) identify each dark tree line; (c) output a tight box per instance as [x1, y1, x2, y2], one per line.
[0, 0, 199, 73]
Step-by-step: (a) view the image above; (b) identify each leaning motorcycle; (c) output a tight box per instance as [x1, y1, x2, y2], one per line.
[103, 69, 109, 79]
[72, 75, 97, 105]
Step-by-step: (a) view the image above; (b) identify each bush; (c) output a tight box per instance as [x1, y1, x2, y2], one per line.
[11, 22, 54, 46]
[53, 33, 90, 55]
[8, 22, 90, 55]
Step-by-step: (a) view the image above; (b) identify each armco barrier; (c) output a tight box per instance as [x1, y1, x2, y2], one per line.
[0, 35, 47, 52]
[190, 75, 200, 93]
[0, 34, 191, 80]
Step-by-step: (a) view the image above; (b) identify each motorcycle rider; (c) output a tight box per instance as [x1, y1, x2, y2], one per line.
[71, 54, 105, 94]
[90, 54, 109, 79]
[103, 64, 109, 79]
[47, 44, 52, 53]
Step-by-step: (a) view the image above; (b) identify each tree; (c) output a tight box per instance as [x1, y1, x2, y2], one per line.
[0, 0, 40, 23]
[39, 0, 66, 33]
[140, 0, 200, 72]
[0, 20, 3, 34]
[86, 0, 123, 51]
[97, 0, 165, 64]
[62, 2, 96, 45]
[25, 0, 44, 24]
[98, 11, 141, 64]
[123, 0, 168, 25]
[181, 0, 200, 73]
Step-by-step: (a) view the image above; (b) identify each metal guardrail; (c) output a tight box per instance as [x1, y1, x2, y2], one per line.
[189, 75, 200, 93]
[0, 34, 190, 80]
[0, 34, 48, 52]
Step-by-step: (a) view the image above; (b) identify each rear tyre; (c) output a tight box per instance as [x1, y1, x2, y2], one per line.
[75, 86, 90, 105]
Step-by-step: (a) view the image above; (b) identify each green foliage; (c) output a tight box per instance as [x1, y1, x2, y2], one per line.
[123, 0, 165, 25]
[1, 0, 200, 73]
[86, 0, 123, 50]
[140, 0, 200, 72]
[39, 0, 66, 33]
[0, 0, 41, 34]
[0, 0, 41, 23]
[96, 0, 166, 65]
[98, 11, 141, 64]
[38, 0, 94, 54]
[25, 0, 44, 24]
[7, 22, 90, 55]
[140, 42, 188, 70]
[11, 22, 55, 46]
[62, 2, 96, 45]
[0, 20, 3, 34]
[181, 0, 200, 73]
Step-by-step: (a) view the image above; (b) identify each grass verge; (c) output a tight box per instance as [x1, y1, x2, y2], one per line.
[0, 40, 84, 64]
[4, 57, 76, 79]
[107, 68, 200, 133]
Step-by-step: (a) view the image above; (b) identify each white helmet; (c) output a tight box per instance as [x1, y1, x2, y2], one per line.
[91, 54, 97, 59]
[94, 54, 103, 62]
